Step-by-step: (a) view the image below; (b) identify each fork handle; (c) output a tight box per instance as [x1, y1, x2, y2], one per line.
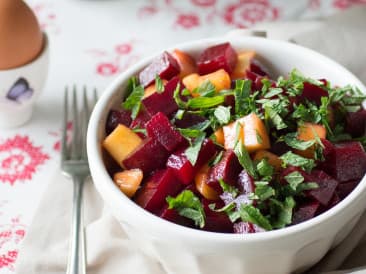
[66, 176, 86, 274]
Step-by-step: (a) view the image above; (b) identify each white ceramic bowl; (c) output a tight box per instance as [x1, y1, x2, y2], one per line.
[87, 35, 366, 274]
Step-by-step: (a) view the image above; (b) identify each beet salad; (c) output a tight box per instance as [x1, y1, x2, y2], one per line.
[102, 42, 366, 233]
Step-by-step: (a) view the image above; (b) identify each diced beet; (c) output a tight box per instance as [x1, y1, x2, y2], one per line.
[328, 192, 340, 208]
[346, 109, 366, 138]
[245, 70, 260, 82]
[321, 141, 366, 182]
[138, 51, 180, 87]
[202, 199, 233, 233]
[130, 110, 151, 130]
[292, 200, 320, 225]
[237, 170, 255, 195]
[174, 113, 207, 129]
[134, 169, 184, 214]
[307, 170, 339, 206]
[270, 142, 290, 156]
[224, 94, 235, 111]
[122, 138, 169, 175]
[146, 112, 186, 152]
[105, 109, 132, 134]
[336, 180, 359, 200]
[197, 43, 237, 75]
[166, 148, 194, 184]
[321, 138, 334, 159]
[208, 150, 242, 192]
[249, 59, 268, 76]
[160, 206, 194, 228]
[142, 77, 181, 118]
[234, 222, 254, 234]
[298, 82, 329, 105]
[194, 139, 217, 170]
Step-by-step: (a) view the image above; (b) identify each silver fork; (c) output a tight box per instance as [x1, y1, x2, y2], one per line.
[61, 86, 98, 274]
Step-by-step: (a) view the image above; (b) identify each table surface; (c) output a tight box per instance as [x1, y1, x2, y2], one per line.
[0, 0, 364, 272]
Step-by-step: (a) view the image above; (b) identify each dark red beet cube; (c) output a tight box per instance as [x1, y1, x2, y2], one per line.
[292, 200, 320, 225]
[346, 109, 366, 137]
[322, 141, 366, 182]
[336, 180, 359, 200]
[134, 168, 184, 214]
[249, 59, 268, 76]
[160, 205, 194, 228]
[202, 199, 233, 233]
[130, 109, 151, 130]
[138, 51, 180, 87]
[122, 138, 169, 175]
[234, 222, 254, 234]
[166, 148, 195, 185]
[194, 139, 217, 170]
[299, 82, 329, 105]
[208, 150, 241, 192]
[307, 170, 339, 206]
[106, 109, 132, 134]
[146, 112, 186, 152]
[142, 77, 181, 118]
[245, 70, 260, 82]
[174, 113, 207, 128]
[197, 43, 237, 75]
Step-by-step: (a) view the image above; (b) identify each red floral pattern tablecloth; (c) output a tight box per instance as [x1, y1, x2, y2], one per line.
[1, 0, 365, 272]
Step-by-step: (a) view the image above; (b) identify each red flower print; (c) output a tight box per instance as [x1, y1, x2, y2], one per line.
[333, 0, 366, 9]
[0, 135, 49, 185]
[138, 5, 159, 18]
[308, 0, 321, 9]
[115, 44, 132, 55]
[51, 121, 73, 152]
[191, 0, 216, 7]
[223, 0, 279, 28]
[176, 13, 200, 29]
[0, 218, 26, 270]
[97, 63, 119, 77]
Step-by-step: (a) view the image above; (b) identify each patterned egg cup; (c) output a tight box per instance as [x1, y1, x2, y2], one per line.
[0, 33, 49, 129]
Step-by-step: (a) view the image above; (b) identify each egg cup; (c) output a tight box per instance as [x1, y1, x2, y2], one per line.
[0, 33, 49, 128]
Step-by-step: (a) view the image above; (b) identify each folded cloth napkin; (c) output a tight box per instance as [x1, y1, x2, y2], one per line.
[15, 7, 366, 274]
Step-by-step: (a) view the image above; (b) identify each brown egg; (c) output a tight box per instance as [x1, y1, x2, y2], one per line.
[0, 0, 43, 70]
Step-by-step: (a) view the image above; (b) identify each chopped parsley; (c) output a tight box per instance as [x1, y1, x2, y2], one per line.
[166, 190, 205, 228]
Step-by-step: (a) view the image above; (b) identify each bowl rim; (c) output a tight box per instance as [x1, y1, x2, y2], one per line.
[87, 35, 366, 243]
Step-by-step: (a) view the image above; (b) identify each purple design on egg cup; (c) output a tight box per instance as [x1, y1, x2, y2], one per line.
[6, 78, 34, 103]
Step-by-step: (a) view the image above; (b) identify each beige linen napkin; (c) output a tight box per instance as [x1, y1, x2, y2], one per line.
[15, 7, 366, 274]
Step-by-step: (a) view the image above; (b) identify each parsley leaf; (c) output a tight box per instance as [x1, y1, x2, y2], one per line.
[209, 151, 224, 167]
[256, 158, 274, 177]
[264, 88, 283, 98]
[214, 106, 231, 125]
[122, 83, 144, 120]
[234, 139, 257, 179]
[166, 190, 205, 228]
[193, 80, 216, 97]
[185, 133, 205, 165]
[155, 75, 165, 93]
[284, 132, 315, 150]
[219, 179, 239, 198]
[239, 204, 272, 231]
[264, 106, 287, 130]
[234, 79, 253, 116]
[284, 171, 304, 191]
[254, 182, 275, 201]
[187, 96, 225, 109]
[280, 151, 315, 172]
[269, 197, 295, 229]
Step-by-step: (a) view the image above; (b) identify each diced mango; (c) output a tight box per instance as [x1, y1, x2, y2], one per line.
[195, 165, 219, 200]
[183, 69, 231, 97]
[102, 124, 142, 166]
[223, 113, 270, 153]
[172, 49, 197, 78]
[242, 113, 270, 153]
[113, 169, 143, 198]
[214, 128, 225, 146]
[296, 123, 326, 158]
[143, 79, 168, 98]
[223, 117, 245, 150]
[231, 51, 256, 80]
[253, 150, 282, 171]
